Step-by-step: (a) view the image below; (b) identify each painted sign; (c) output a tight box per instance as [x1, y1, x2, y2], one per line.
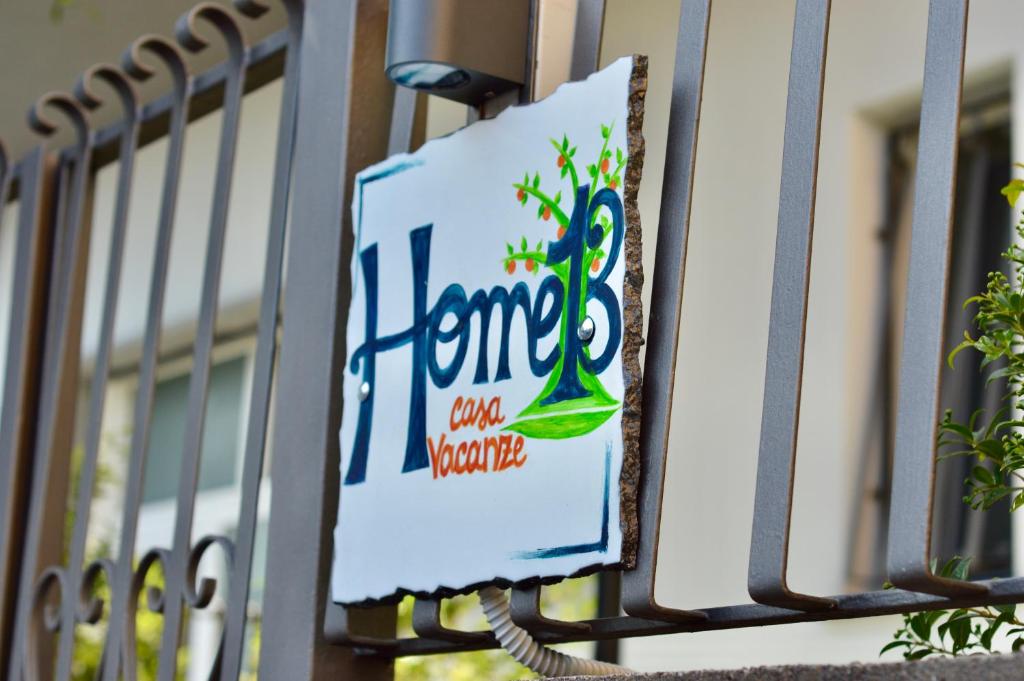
[331, 56, 647, 605]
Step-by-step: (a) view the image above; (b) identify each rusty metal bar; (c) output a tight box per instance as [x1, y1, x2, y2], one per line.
[747, 0, 835, 612]
[154, 6, 248, 681]
[9, 94, 94, 681]
[620, 0, 711, 623]
[260, 0, 396, 678]
[885, 0, 985, 598]
[0, 146, 52, 675]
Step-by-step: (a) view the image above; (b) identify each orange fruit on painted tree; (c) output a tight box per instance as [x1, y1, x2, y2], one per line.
[526, 258, 535, 272]
[601, 158, 609, 173]
[557, 155, 565, 168]
[516, 189, 525, 202]
[557, 226, 566, 239]
[591, 259, 601, 273]
[542, 206, 551, 221]
[507, 260, 516, 274]
[608, 179, 618, 190]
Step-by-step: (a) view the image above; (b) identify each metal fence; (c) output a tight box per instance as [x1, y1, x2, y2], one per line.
[0, 0, 1017, 679]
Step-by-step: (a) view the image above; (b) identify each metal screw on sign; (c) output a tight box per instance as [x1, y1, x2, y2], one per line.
[577, 316, 596, 345]
[359, 382, 371, 402]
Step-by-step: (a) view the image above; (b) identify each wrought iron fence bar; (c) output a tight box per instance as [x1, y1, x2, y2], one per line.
[620, 0, 711, 623]
[747, 0, 834, 612]
[9, 95, 93, 681]
[154, 7, 248, 681]
[217, 1, 302, 677]
[99, 36, 191, 681]
[387, 88, 419, 158]
[510, 585, 591, 634]
[569, 0, 605, 82]
[885, 0, 984, 598]
[389, 575, 1024, 656]
[0, 146, 49, 675]
[410, 599, 493, 644]
[88, 26, 289, 169]
[261, 0, 396, 677]
[52, 66, 140, 681]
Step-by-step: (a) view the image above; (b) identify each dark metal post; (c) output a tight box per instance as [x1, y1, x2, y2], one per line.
[0, 148, 56, 675]
[747, 0, 834, 612]
[886, 0, 984, 598]
[258, 0, 397, 678]
[620, 0, 711, 623]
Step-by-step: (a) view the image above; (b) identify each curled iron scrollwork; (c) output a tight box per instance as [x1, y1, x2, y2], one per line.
[185, 534, 236, 610]
[26, 567, 66, 681]
[175, 2, 247, 66]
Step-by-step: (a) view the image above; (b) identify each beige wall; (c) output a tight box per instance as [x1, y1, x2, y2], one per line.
[594, 0, 1024, 671]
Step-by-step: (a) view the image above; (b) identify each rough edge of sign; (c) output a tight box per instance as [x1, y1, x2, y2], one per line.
[337, 55, 648, 607]
[618, 53, 647, 571]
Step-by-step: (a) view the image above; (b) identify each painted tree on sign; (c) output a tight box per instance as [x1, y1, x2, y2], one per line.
[501, 122, 627, 439]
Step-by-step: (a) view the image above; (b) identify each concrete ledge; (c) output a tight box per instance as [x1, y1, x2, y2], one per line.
[552, 652, 1024, 680]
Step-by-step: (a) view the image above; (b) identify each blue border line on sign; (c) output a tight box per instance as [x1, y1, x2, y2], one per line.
[512, 442, 611, 560]
[353, 159, 424, 296]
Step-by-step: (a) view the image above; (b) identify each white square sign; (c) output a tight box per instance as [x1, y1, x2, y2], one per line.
[332, 56, 647, 604]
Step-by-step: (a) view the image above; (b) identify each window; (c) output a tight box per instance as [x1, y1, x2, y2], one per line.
[849, 100, 1013, 588]
[142, 356, 248, 503]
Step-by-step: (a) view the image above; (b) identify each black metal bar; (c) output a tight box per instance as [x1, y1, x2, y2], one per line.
[100, 35, 191, 681]
[387, 575, 1024, 657]
[747, 0, 834, 612]
[53, 65, 141, 681]
[620, 0, 711, 623]
[155, 6, 247, 680]
[259, 0, 396, 678]
[510, 586, 590, 635]
[569, 0, 605, 82]
[411, 600, 492, 644]
[9, 93, 93, 681]
[387, 88, 419, 157]
[0, 146, 48, 676]
[217, 0, 302, 678]
[885, 0, 984, 598]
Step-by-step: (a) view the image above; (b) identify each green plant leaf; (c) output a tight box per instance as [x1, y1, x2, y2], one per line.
[1001, 178, 1024, 206]
[879, 640, 912, 656]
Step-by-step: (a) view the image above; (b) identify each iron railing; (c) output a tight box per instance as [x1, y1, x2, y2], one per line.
[0, 0, 1017, 679]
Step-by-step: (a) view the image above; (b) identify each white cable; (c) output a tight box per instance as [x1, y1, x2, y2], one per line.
[478, 586, 634, 677]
